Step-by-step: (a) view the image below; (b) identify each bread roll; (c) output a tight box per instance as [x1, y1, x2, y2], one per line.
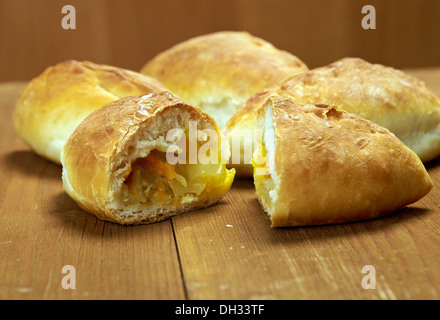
[61, 91, 235, 225]
[253, 95, 433, 227]
[140, 31, 308, 128]
[226, 57, 440, 177]
[279, 58, 440, 162]
[14, 60, 167, 164]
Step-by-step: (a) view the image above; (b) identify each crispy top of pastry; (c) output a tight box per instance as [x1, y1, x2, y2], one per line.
[279, 57, 440, 118]
[63, 92, 216, 186]
[14, 60, 167, 164]
[140, 31, 308, 127]
[141, 31, 307, 98]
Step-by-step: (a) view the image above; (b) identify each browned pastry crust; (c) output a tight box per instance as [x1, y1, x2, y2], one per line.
[226, 57, 440, 177]
[278, 57, 440, 163]
[14, 60, 167, 164]
[61, 91, 235, 225]
[140, 31, 308, 128]
[253, 95, 433, 227]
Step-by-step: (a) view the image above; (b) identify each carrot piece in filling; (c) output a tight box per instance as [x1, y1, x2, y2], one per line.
[139, 153, 176, 185]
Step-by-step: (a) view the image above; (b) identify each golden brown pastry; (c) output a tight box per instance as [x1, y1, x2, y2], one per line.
[14, 60, 167, 164]
[226, 57, 440, 177]
[278, 57, 440, 163]
[61, 91, 235, 225]
[140, 31, 308, 128]
[253, 95, 433, 227]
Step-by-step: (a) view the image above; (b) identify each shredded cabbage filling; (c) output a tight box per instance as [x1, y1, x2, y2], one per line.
[123, 149, 223, 205]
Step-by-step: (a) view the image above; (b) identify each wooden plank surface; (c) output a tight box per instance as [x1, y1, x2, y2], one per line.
[1, 68, 440, 300]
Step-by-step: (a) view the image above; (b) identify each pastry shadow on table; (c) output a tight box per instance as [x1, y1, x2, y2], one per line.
[424, 156, 440, 171]
[48, 190, 185, 238]
[251, 197, 431, 244]
[49, 188, 235, 239]
[46, 187, 430, 244]
[3, 149, 62, 180]
[230, 176, 254, 188]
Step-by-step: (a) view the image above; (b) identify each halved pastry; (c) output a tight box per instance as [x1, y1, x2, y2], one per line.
[253, 95, 433, 227]
[140, 31, 308, 128]
[14, 60, 167, 164]
[226, 57, 440, 177]
[61, 91, 235, 225]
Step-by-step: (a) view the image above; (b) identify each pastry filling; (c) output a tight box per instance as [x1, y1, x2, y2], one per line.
[253, 105, 277, 214]
[123, 149, 231, 206]
[253, 144, 276, 211]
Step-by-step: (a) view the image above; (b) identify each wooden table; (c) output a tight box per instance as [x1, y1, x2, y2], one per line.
[1, 68, 440, 300]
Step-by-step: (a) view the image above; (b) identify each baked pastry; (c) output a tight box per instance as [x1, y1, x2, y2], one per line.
[226, 57, 440, 177]
[140, 31, 308, 128]
[278, 57, 440, 163]
[253, 95, 433, 227]
[61, 91, 235, 225]
[14, 60, 167, 164]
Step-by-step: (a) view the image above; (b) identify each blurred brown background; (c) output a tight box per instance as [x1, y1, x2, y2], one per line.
[1, 0, 439, 82]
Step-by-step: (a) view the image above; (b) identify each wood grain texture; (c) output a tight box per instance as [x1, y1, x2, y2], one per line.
[1, 0, 440, 81]
[1, 68, 440, 300]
